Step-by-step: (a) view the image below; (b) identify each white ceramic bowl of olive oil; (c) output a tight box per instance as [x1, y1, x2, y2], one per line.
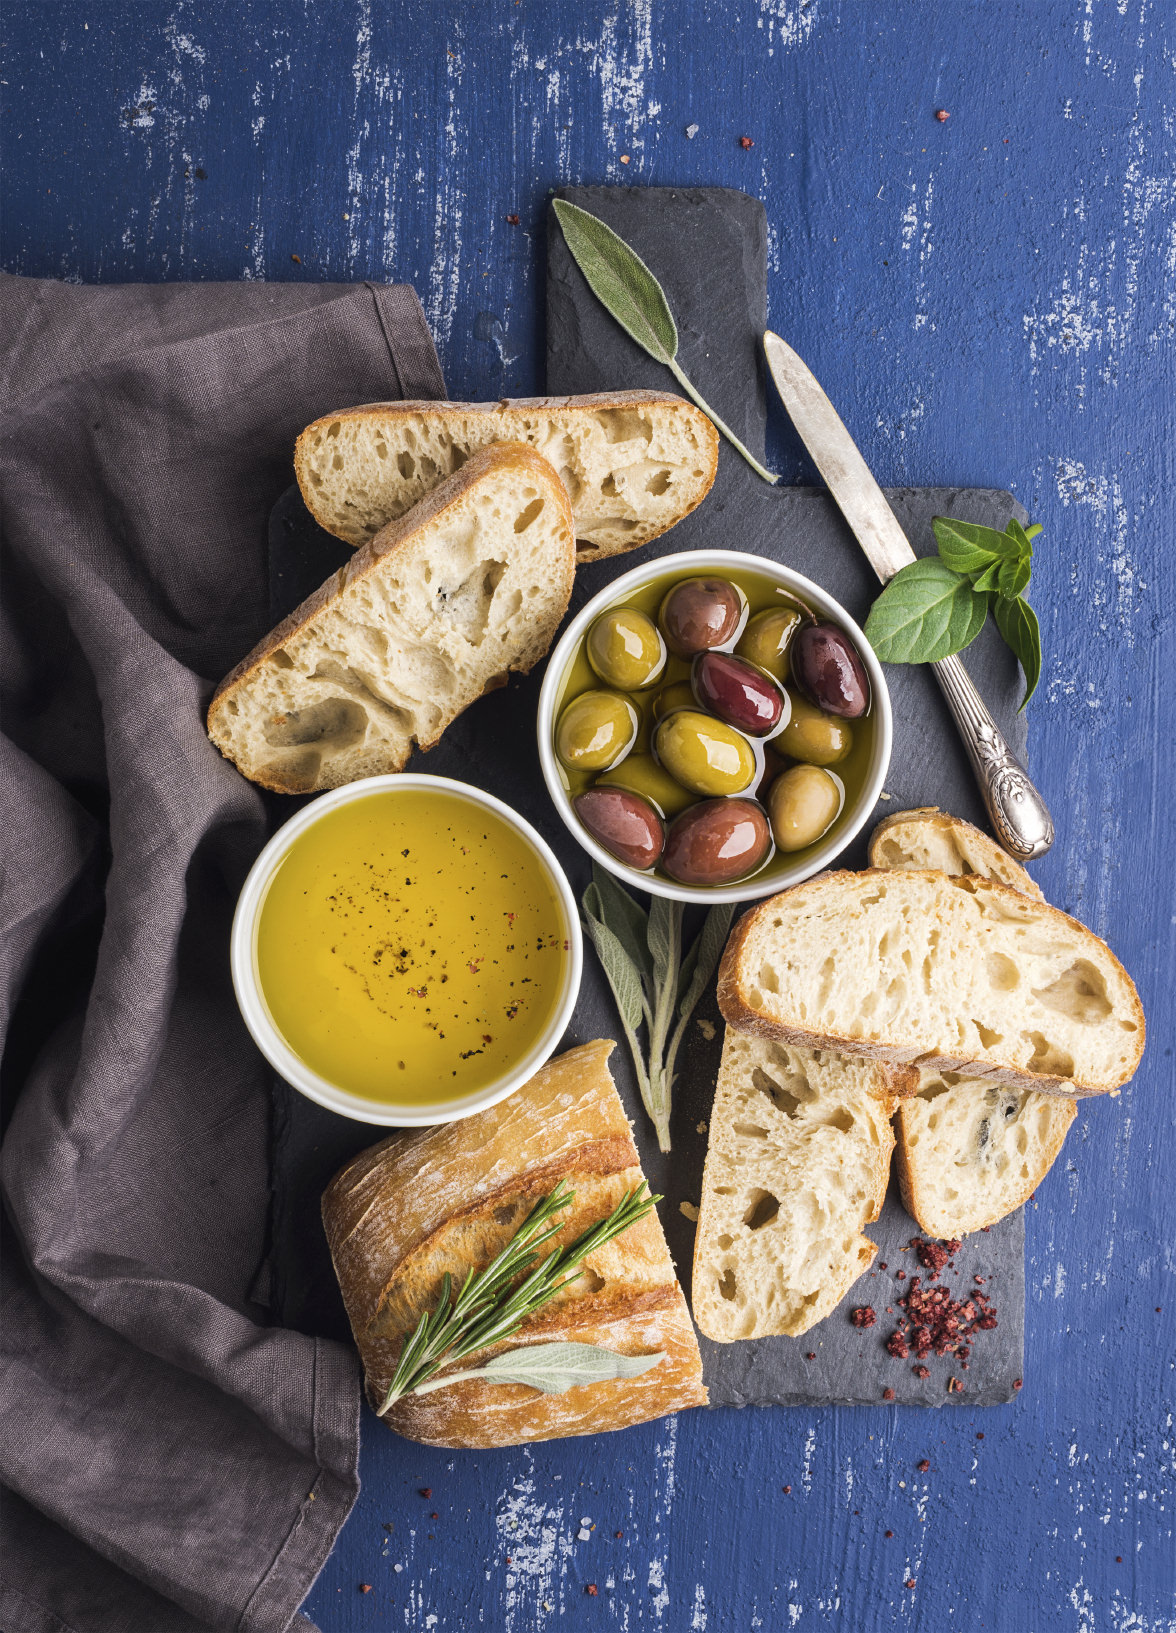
[231, 775, 582, 1125]
[537, 549, 892, 904]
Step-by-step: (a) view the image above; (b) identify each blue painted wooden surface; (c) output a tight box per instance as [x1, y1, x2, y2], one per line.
[4, 3, 1173, 1628]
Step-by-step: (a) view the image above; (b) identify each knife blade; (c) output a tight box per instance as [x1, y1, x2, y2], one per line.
[763, 329, 1054, 862]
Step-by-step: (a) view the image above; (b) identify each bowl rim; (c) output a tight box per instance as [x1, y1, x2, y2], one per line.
[536, 548, 893, 904]
[230, 773, 583, 1127]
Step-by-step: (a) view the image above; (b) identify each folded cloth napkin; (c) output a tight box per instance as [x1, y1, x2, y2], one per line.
[0, 275, 446, 1633]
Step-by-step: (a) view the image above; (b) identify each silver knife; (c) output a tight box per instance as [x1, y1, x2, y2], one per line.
[763, 329, 1054, 862]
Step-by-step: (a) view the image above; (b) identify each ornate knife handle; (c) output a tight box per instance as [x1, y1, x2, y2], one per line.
[930, 654, 1054, 861]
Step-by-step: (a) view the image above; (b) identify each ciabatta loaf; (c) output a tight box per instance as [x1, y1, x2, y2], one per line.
[322, 1041, 706, 1449]
[294, 392, 718, 561]
[870, 808, 1075, 1235]
[208, 442, 575, 793]
[869, 807, 1044, 899]
[718, 870, 1143, 1097]
[692, 1031, 904, 1341]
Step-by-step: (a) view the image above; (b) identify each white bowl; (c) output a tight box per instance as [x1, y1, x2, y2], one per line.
[231, 774, 583, 1126]
[537, 549, 893, 904]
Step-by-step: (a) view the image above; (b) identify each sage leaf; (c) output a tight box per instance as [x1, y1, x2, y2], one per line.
[582, 914, 645, 1035]
[646, 895, 679, 997]
[588, 863, 652, 981]
[931, 515, 1018, 575]
[552, 199, 779, 485]
[863, 558, 988, 663]
[551, 199, 678, 365]
[992, 594, 1042, 709]
[467, 1342, 665, 1395]
[997, 554, 1032, 599]
[676, 903, 735, 1022]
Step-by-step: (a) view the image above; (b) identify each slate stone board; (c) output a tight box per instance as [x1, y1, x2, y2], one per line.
[266, 184, 1028, 1409]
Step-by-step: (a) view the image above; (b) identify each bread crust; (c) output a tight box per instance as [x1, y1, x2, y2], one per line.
[869, 807, 1045, 900]
[321, 1040, 707, 1448]
[293, 392, 719, 561]
[207, 442, 575, 793]
[717, 869, 1145, 1097]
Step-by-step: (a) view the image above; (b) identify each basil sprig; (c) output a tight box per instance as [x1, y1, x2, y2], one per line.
[552, 199, 779, 485]
[863, 515, 1044, 708]
[582, 863, 733, 1152]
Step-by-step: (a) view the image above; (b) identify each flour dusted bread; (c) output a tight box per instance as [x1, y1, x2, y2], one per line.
[692, 1031, 904, 1341]
[321, 1041, 706, 1448]
[208, 443, 574, 793]
[718, 870, 1143, 1097]
[870, 808, 1077, 1235]
[294, 392, 718, 561]
[869, 807, 1044, 899]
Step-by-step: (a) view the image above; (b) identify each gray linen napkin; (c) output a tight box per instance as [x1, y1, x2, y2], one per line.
[0, 275, 446, 1633]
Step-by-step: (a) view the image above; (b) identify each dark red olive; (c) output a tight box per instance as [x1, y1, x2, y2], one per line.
[791, 622, 870, 719]
[574, 788, 664, 871]
[693, 651, 784, 736]
[662, 798, 772, 886]
[658, 577, 743, 657]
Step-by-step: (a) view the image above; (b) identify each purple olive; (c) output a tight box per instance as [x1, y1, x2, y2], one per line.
[662, 798, 772, 886]
[574, 788, 664, 871]
[791, 622, 870, 719]
[693, 651, 784, 737]
[658, 577, 743, 657]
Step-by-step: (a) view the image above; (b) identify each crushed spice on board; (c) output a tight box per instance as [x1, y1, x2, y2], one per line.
[851, 1306, 877, 1329]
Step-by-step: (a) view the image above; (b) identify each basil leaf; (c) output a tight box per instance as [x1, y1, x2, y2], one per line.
[932, 515, 1019, 574]
[998, 555, 1032, 598]
[552, 199, 678, 366]
[992, 594, 1042, 710]
[475, 1342, 665, 1395]
[1024, 523, 1043, 541]
[971, 561, 1002, 593]
[582, 915, 645, 1034]
[1003, 516, 1034, 559]
[863, 559, 989, 663]
[587, 864, 652, 982]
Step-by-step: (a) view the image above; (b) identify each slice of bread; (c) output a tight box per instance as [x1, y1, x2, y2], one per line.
[208, 442, 575, 793]
[692, 1030, 904, 1341]
[718, 869, 1144, 1097]
[293, 392, 718, 562]
[869, 807, 1044, 899]
[894, 1071, 1075, 1237]
[871, 807, 1076, 1235]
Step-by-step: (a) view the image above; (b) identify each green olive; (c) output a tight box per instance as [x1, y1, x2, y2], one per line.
[736, 606, 803, 683]
[586, 609, 666, 691]
[654, 709, 756, 798]
[776, 690, 853, 766]
[556, 690, 637, 772]
[596, 753, 698, 819]
[768, 765, 843, 851]
[651, 680, 696, 721]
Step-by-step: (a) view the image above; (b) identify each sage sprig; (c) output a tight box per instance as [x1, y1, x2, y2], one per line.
[582, 863, 733, 1152]
[376, 1180, 659, 1413]
[862, 514, 1044, 708]
[552, 198, 779, 486]
[406, 1341, 665, 1398]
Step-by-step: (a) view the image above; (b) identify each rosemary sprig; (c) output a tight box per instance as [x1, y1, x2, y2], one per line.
[582, 864, 733, 1153]
[376, 1180, 660, 1414]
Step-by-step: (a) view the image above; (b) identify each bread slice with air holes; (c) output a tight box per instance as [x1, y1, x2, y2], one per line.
[691, 1030, 908, 1341]
[869, 808, 1076, 1236]
[717, 869, 1144, 1098]
[208, 442, 575, 793]
[293, 392, 718, 562]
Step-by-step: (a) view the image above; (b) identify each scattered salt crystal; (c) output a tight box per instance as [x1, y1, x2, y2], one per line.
[578, 1527, 592, 1542]
[686, 122, 699, 138]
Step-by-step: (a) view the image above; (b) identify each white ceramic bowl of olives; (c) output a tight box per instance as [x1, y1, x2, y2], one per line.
[537, 549, 892, 903]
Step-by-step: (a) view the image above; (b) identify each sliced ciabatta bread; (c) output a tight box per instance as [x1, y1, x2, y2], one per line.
[869, 807, 1044, 899]
[692, 1030, 905, 1341]
[322, 1040, 706, 1449]
[894, 1072, 1075, 1237]
[718, 870, 1144, 1097]
[208, 442, 575, 793]
[871, 807, 1076, 1235]
[293, 392, 718, 561]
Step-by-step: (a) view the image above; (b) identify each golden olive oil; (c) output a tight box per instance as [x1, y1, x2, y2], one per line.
[256, 789, 568, 1105]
